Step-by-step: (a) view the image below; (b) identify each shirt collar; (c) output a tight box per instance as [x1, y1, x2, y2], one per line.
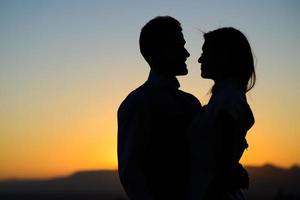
[147, 69, 180, 90]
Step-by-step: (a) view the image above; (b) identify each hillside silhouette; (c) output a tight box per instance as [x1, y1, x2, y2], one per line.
[244, 164, 300, 200]
[0, 165, 299, 200]
[0, 170, 127, 200]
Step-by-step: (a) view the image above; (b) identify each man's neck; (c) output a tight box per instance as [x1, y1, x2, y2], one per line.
[147, 69, 180, 89]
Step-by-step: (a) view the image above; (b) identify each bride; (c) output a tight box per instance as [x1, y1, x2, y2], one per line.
[188, 27, 256, 200]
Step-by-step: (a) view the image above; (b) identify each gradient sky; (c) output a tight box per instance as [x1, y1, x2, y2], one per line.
[0, 0, 299, 180]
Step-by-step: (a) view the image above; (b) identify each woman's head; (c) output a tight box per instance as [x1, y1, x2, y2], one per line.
[198, 27, 256, 92]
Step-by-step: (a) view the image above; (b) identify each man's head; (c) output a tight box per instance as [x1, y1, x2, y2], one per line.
[139, 16, 190, 77]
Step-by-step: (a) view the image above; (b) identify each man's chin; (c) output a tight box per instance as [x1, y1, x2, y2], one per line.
[175, 65, 188, 76]
[176, 69, 188, 76]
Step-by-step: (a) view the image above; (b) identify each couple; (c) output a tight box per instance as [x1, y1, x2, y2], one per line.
[117, 16, 255, 200]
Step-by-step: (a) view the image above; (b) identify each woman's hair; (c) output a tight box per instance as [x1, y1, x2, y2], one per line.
[204, 27, 256, 92]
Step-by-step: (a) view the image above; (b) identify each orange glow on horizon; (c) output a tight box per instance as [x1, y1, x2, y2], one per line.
[1, 80, 299, 180]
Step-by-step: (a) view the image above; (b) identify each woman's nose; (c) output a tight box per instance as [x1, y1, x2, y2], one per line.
[198, 56, 202, 63]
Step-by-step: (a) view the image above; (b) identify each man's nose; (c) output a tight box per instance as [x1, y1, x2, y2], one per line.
[185, 48, 190, 58]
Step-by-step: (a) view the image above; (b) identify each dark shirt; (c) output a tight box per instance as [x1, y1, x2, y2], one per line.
[188, 79, 254, 200]
[118, 70, 201, 200]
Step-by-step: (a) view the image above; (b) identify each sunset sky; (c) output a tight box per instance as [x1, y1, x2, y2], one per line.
[0, 0, 299, 180]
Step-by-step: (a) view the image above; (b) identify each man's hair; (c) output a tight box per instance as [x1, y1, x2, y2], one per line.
[139, 16, 182, 65]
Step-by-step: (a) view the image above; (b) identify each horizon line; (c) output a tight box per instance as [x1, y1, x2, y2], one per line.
[1, 162, 299, 182]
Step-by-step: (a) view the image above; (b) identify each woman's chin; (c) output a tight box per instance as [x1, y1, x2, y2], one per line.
[201, 72, 210, 79]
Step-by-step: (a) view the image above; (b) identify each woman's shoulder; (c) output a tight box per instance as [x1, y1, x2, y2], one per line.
[213, 82, 244, 106]
[212, 85, 253, 122]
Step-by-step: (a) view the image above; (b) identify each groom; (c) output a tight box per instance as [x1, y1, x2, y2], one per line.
[117, 16, 201, 200]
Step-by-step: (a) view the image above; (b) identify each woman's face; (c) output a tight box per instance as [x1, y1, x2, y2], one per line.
[198, 40, 227, 81]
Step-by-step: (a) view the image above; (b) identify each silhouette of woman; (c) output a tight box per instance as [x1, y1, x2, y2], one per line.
[188, 27, 256, 200]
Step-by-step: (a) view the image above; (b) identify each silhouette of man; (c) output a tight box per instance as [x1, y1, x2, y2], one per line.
[117, 16, 201, 200]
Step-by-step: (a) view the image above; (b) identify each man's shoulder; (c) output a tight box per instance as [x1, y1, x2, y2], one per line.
[178, 90, 201, 106]
[178, 89, 197, 98]
[118, 83, 152, 114]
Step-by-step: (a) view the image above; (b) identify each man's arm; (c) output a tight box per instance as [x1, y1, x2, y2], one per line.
[117, 97, 154, 200]
[188, 117, 219, 200]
